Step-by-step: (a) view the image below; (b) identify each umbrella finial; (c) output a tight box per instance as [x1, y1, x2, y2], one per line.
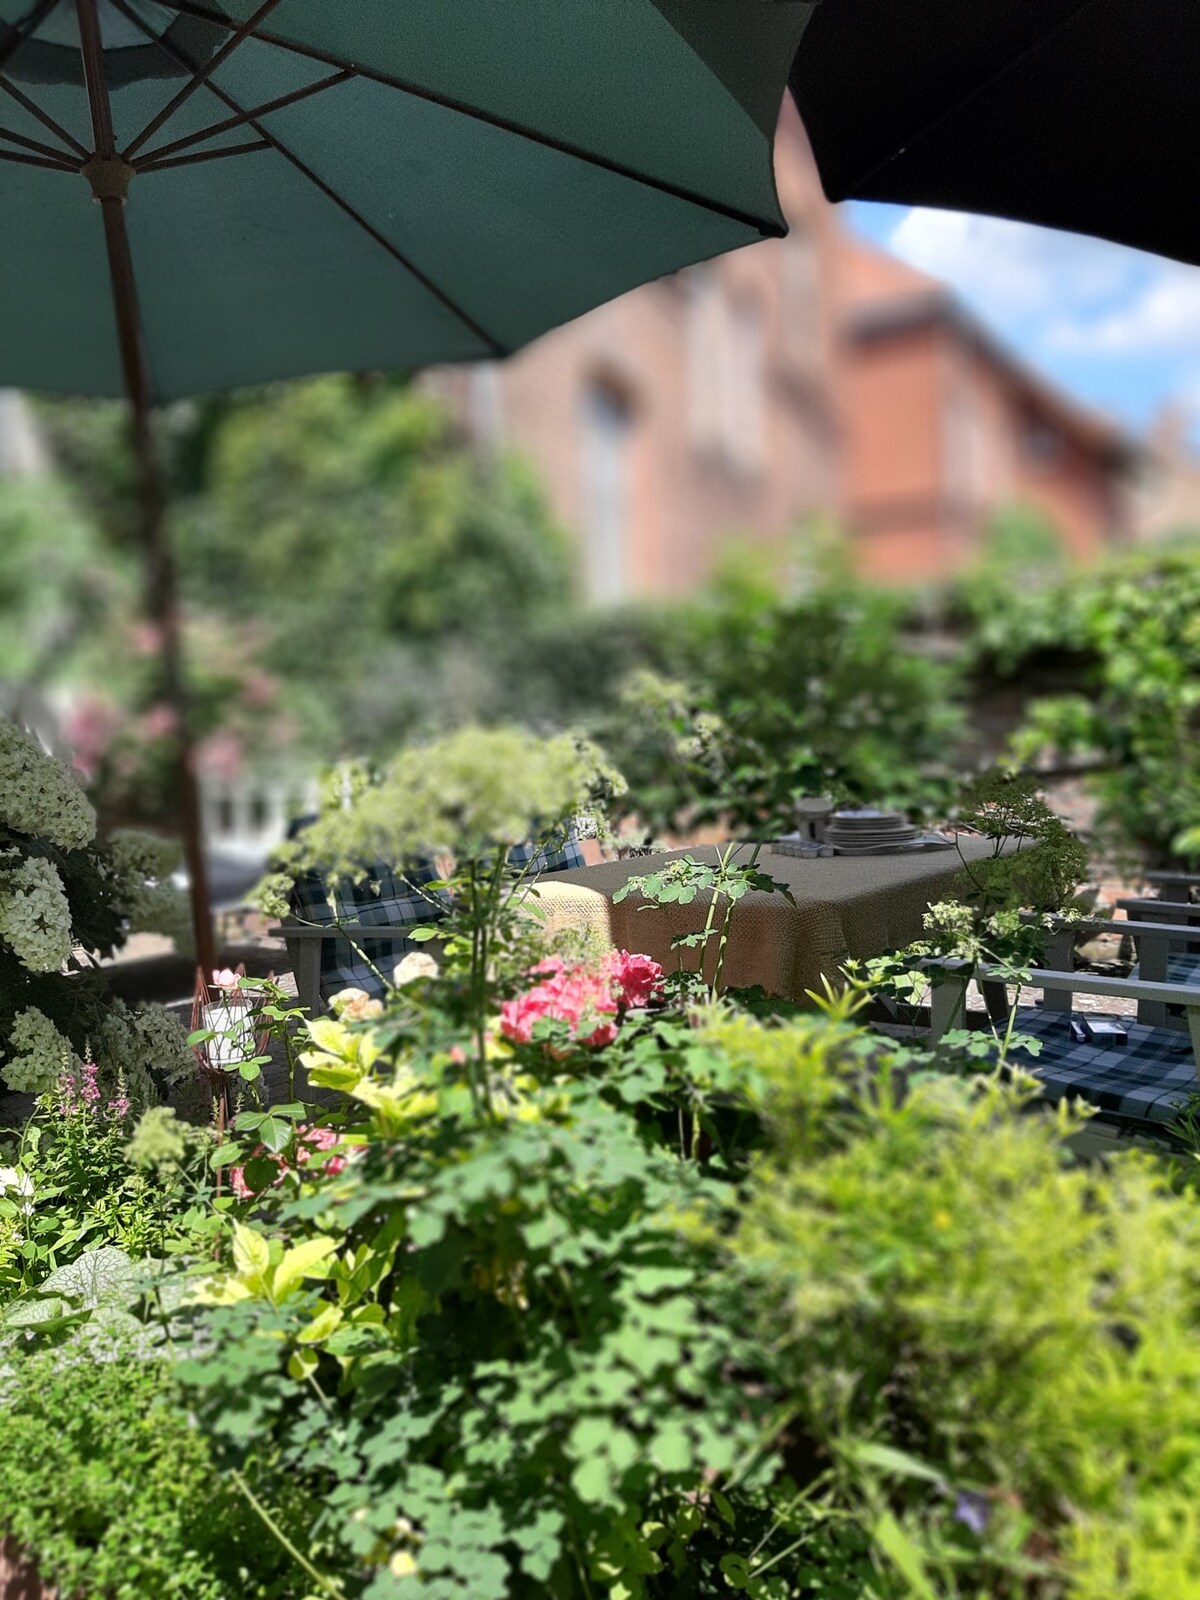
[80, 154, 135, 202]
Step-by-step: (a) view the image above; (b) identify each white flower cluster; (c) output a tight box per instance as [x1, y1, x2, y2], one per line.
[98, 1000, 195, 1104]
[0, 855, 73, 972]
[0, 719, 95, 851]
[0, 1006, 77, 1097]
[108, 831, 193, 956]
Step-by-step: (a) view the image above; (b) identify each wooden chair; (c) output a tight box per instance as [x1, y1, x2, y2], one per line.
[926, 914, 1200, 1132]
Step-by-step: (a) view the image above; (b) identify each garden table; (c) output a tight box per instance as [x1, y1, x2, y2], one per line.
[534, 837, 1008, 1000]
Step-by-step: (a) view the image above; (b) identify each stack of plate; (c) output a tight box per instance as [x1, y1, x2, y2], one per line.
[823, 809, 920, 855]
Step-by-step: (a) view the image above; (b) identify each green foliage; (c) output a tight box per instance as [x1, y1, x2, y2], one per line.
[0, 476, 119, 686]
[183, 1009, 775, 1600]
[176, 377, 575, 753]
[950, 769, 1089, 916]
[995, 546, 1200, 863]
[603, 567, 963, 836]
[718, 1011, 1200, 1599]
[0, 1340, 313, 1600]
[949, 503, 1087, 678]
[0, 1080, 210, 1300]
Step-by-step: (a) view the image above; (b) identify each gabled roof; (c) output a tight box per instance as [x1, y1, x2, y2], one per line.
[839, 235, 1141, 470]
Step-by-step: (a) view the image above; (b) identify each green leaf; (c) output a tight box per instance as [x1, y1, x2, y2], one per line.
[232, 1223, 270, 1283]
[650, 1420, 693, 1474]
[570, 1455, 613, 1505]
[873, 1511, 938, 1600]
[255, 1116, 291, 1154]
[848, 1442, 946, 1488]
[273, 1236, 336, 1301]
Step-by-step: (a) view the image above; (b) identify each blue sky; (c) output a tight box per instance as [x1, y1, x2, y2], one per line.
[850, 203, 1200, 444]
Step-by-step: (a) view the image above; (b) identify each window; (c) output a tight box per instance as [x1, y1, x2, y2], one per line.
[686, 267, 764, 475]
[726, 297, 764, 475]
[687, 266, 725, 455]
[468, 362, 504, 450]
[1023, 418, 1064, 469]
[782, 218, 821, 367]
[579, 381, 634, 604]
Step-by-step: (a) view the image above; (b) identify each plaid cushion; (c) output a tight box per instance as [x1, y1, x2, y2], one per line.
[1015, 1008, 1198, 1126]
[288, 827, 586, 1004]
[1169, 952, 1200, 986]
[507, 837, 586, 875]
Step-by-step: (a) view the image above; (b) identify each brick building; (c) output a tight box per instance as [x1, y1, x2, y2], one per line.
[839, 240, 1140, 581]
[420, 105, 1141, 596]
[423, 98, 842, 601]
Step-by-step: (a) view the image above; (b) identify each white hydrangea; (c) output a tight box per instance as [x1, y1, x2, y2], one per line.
[108, 831, 192, 955]
[0, 719, 96, 851]
[0, 1006, 78, 1097]
[108, 829, 180, 884]
[98, 1000, 195, 1103]
[0, 855, 73, 972]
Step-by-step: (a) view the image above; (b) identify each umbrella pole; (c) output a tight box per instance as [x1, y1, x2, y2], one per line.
[77, 0, 216, 978]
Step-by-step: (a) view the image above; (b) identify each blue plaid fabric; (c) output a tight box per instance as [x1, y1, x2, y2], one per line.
[1169, 952, 1200, 986]
[287, 828, 586, 1004]
[1015, 1008, 1198, 1127]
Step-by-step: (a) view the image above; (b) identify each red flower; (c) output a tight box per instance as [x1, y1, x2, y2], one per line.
[606, 950, 664, 1009]
[499, 950, 661, 1052]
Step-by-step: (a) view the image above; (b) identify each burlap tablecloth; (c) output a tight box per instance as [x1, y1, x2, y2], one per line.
[534, 837, 1003, 1000]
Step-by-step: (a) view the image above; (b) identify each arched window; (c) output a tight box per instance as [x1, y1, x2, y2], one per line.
[579, 379, 635, 603]
[783, 217, 821, 368]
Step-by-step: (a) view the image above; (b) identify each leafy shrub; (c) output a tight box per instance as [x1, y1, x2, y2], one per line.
[717, 1011, 1200, 1598]
[603, 564, 964, 836]
[0, 1078, 210, 1299]
[0, 1339, 313, 1600]
[996, 546, 1200, 863]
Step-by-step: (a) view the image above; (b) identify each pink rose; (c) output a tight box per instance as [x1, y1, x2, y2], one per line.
[212, 968, 242, 991]
[141, 703, 179, 741]
[607, 951, 664, 1009]
[500, 961, 620, 1051]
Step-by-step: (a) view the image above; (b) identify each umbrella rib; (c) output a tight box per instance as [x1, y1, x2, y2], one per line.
[108, 0, 507, 357]
[122, 0, 289, 160]
[0, 144, 75, 172]
[133, 70, 351, 168]
[837, 0, 1107, 196]
[138, 136, 270, 174]
[0, 120, 81, 162]
[149, 0, 785, 237]
[0, 0, 58, 74]
[0, 73, 88, 158]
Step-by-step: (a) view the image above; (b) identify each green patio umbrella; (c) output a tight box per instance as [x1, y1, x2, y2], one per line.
[0, 0, 808, 972]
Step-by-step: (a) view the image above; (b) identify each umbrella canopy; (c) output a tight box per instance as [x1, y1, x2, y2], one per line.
[789, 0, 1200, 268]
[0, 0, 807, 397]
[0, 0, 807, 973]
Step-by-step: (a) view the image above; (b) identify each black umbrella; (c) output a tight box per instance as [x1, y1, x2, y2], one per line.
[790, 1, 1200, 267]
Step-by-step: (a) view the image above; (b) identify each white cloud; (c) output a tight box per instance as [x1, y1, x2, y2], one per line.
[1049, 266, 1200, 353]
[885, 208, 1132, 324]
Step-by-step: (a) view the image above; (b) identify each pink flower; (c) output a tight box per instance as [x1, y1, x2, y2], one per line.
[141, 703, 179, 741]
[199, 730, 244, 782]
[212, 968, 242, 991]
[63, 697, 119, 777]
[106, 1095, 131, 1121]
[230, 1148, 287, 1199]
[231, 1125, 347, 1198]
[607, 950, 664, 1009]
[500, 961, 620, 1051]
[242, 671, 278, 708]
[130, 622, 164, 656]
